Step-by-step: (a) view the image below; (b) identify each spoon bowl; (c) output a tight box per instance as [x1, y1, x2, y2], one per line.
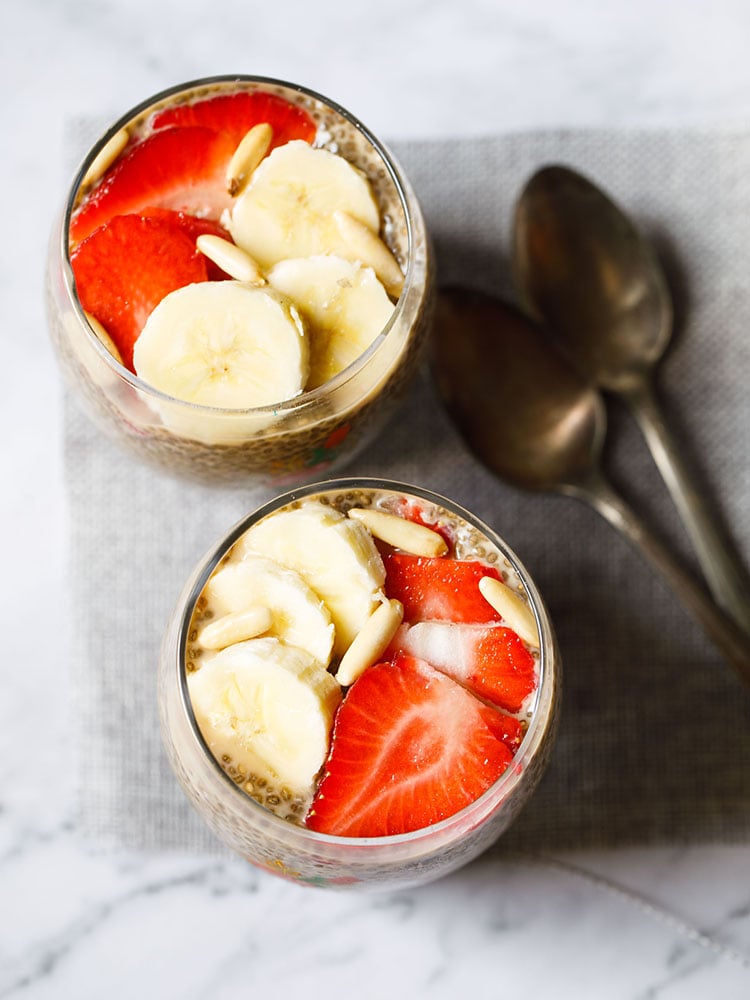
[433, 288, 604, 492]
[513, 165, 671, 391]
[431, 287, 750, 684]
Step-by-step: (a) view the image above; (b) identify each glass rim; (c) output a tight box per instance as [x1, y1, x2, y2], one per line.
[171, 476, 558, 849]
[60, 74, 421, 416]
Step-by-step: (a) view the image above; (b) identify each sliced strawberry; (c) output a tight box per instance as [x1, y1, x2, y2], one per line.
[70, 126, 237, 245]
[306, 654, 514, 838]
[140, 206, 229, 243]
[139, 208, 231, 279]
[70, 213, 209, 369]
[388, 621, 536, 714]
[384, 552, 502, 624]
[151, 90, 317, 149]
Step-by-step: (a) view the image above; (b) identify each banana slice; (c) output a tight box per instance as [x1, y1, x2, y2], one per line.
[133, 281, 308, 409]
[132, 280, 310, 443]
[187, 637, 342, 801]
[228, 140, 381, 270]
[237, 501, 386, 656]
[204, 554, 335, 666]
[268, 255, 395, 388]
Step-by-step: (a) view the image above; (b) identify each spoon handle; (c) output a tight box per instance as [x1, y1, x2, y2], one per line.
[620, 376, 750, 635]
[568, 471, 750, 686]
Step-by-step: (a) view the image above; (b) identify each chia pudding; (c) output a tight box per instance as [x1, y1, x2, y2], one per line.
[46, 77, 434, 486]
[159, 479, 559, 888]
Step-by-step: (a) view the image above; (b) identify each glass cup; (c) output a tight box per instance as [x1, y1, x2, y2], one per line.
[158, 478, 560, 890]
[45, 76, 433, 487]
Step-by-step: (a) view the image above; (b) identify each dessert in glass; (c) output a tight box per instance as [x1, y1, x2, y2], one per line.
[158, 479, 559, 889]
[46, 77, 433, 486]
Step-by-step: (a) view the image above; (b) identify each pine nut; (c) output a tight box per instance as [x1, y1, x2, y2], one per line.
[81, 127, 129, 187]
[84, 311, 123, 365]
[196, 234, 266, 284]
[336, 599, 404, 686]
[347, 507, 448, 557]
[199, 606, 273, 650]
[226, 123, 273, 196]
[333, 210, 404, 298]
[478, 576, 539, 647]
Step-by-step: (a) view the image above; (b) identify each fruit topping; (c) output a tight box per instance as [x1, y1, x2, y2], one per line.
[306, 653, 515, 837]
[228, 140, 381, 270]
[237, 502, 386, 656]
[151, 90, 316, 149]
[388, 621, 537, 713]
[203, 554, 334, 666]
[132, 282, 309, 408]
[267, 255, 394, 388]
[70, 126, 237, 245]
[70, 212, 210, 370]
[383, 553, 503, 624]
[187, 637, 342, 801]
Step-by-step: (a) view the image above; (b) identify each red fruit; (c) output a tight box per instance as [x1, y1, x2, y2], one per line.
[70, 126, 237, 245]
[306, 654, 514, 838]
[139, 208, 231, 279]
[388, 621, 536, 714]
[384, 553, 502, 624]
[70, 213, 209, 369]
[151, 90, 317, 149]
[140, 206, 228, 243]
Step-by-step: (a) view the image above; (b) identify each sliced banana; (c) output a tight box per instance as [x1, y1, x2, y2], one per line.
[268, 255, 395, 388]
[133, 281, 308, 410]
[228, 140, 381, 270]
[237, 501, 386, 656]
[187, 637, 342, 799]
[204, 554, 335, 666]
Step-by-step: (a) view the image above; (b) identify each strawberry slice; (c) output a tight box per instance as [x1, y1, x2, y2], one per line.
[388, 621, 536, 714]
[70, 213, 209, 369]
[306, 654, 515, 838]
[70, 126, 237, 245]
[139, 208, 231, 279]
[384, 553, 502, 624]
[151, 90, 317, 149]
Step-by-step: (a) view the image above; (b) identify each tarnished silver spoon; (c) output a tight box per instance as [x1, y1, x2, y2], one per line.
[431, 287, 750, 684]
[513, 164, 750, 634]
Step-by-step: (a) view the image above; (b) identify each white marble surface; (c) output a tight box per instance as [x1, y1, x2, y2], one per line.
[3, 0, 750, 996]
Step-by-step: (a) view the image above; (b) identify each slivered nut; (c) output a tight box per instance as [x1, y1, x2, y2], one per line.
[81, 127, 129, 187]
[198, 606, 273, 650]
[347, 507, 448, 557]
[478, 576, 539, 647]
[336, 599, 404, 687]
[196, 234, 265, 284]
[226, 122, 273, 196]
[333, 210, 404, 298]
[84, 311, 123, 365]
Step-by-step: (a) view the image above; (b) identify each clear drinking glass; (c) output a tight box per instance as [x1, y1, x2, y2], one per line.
[45, 76, 433, 487]
[158, 478, 560, 890]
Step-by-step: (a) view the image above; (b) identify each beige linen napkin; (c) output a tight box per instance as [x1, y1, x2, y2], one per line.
[64, 127, 750, 852]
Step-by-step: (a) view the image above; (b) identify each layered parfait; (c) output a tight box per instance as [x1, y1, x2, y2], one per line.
[160, 481, 558, 887]
[47, 77, 432, 484]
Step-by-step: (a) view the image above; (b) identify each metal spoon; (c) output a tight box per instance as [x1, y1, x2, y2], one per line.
[513, 165, 750, 633]
[431, 287, 750, 684]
